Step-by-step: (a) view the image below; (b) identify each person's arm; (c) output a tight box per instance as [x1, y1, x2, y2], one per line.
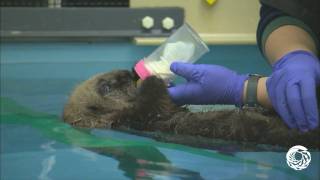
[168, 58, 320, 132]
[264, 25, 317, 64]
[255, 3, 320, 131]
[257, 3, 319, 61]
[243, 22, 319, 109]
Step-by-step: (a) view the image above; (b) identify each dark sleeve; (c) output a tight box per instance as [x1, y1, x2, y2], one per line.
[257, 3, 319, 56]
[256, 3, 285, 54]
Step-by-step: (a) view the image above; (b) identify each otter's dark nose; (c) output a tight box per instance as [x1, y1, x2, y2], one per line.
[131, 68, 140, 81]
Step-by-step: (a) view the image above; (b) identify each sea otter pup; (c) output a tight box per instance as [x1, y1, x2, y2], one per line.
[63, 70, 320, 149]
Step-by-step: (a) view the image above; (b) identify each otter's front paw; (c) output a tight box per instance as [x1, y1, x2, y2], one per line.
[139, 76, 168, 96]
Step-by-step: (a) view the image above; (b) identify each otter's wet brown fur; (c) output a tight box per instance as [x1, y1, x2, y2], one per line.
[63, 70, 320, 149]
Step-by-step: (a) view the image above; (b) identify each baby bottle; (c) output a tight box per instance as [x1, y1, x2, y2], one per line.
[134, 23, 209, 83]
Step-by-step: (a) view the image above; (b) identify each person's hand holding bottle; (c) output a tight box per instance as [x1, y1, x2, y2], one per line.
[168, 62, 248, 106]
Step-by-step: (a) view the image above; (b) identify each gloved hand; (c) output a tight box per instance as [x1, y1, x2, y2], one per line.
[267, 50, 320, 132]
[168, 62, 248, 106]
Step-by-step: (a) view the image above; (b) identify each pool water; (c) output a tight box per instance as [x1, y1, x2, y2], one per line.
[1, 42, 319, 180]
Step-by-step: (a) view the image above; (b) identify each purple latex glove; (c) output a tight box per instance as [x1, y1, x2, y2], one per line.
[168, 62, 248, 106]
[267, 50, 320, 132]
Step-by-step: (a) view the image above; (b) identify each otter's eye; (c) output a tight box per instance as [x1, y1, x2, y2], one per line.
[101, 84, 110, 95]
[97, 80, 111, 96]
[103, 84, 110, 93]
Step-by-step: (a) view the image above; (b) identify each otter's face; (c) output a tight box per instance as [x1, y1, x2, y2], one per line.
[63, 70, 138, 128]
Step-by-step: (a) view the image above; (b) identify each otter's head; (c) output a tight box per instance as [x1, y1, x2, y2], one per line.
[63, 70, 139, 128]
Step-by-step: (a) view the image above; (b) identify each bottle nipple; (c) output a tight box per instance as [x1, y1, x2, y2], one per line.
[134, 60, 152, 80]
